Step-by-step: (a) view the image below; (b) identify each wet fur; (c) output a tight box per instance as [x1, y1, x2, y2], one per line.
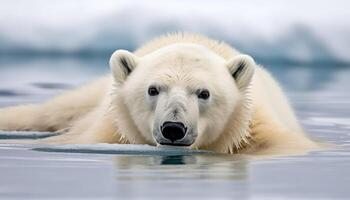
[0, 33, 318, 155]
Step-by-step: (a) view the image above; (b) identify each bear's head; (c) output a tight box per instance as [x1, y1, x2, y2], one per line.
[109, 44, 255, 153]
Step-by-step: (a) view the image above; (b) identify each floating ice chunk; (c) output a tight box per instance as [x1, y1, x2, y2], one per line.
[33, 144, 213, 156]
[303, 117, 350, 127]
[0, 130, 62, 139]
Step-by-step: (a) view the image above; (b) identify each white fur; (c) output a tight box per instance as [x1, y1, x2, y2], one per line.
[0, 33, 318, 155]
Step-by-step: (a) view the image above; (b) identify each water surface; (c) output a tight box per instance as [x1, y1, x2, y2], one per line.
[0, 57, 349, 199]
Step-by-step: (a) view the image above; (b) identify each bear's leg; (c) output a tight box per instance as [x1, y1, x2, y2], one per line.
[0, 77, 109, 132]
[0, 104, 47, 131]
[38, 106, 126, 144]
[244, 108, 318, 155]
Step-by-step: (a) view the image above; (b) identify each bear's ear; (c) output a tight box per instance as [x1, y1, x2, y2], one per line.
[227, 55, 255, 91]
[109, 50, 139, 84]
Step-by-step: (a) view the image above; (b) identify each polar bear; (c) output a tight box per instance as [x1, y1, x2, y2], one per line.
[0, 33, 318, 155]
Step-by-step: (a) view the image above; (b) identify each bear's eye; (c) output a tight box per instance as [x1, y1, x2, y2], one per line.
[148, 86, 159, 96]
[197, 89, 210, 100]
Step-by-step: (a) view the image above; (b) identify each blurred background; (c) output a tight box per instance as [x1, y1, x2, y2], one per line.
[0, 0, 349, 105]
[1, 0, 349, 64]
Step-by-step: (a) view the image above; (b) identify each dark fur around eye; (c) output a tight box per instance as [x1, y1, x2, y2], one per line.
[197, 89, 210, 100]
[148, 86, 159, 96]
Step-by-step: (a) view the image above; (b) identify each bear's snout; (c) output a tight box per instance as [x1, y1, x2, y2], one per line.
[160, 121, 187, 144]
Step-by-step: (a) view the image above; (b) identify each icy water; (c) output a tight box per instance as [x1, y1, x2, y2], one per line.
[0, 57, 349, 200]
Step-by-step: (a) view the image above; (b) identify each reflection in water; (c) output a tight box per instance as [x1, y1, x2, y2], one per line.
[157, 155, 194, 165]
[0, 89, 27, 97]
[31, 82, 73, 90]
[112, 154, 250, 199]
[113, 154, 249, 180]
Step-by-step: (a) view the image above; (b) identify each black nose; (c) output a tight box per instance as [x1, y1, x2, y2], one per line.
[161, 121, 187, 142]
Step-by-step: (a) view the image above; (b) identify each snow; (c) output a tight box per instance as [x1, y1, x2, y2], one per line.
[0, 0, 349, 63]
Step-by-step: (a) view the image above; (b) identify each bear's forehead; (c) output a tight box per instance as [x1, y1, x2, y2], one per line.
[142, 43, 226, 69]
[132, 44, 231, 85]
[142, 44, 225, 73]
